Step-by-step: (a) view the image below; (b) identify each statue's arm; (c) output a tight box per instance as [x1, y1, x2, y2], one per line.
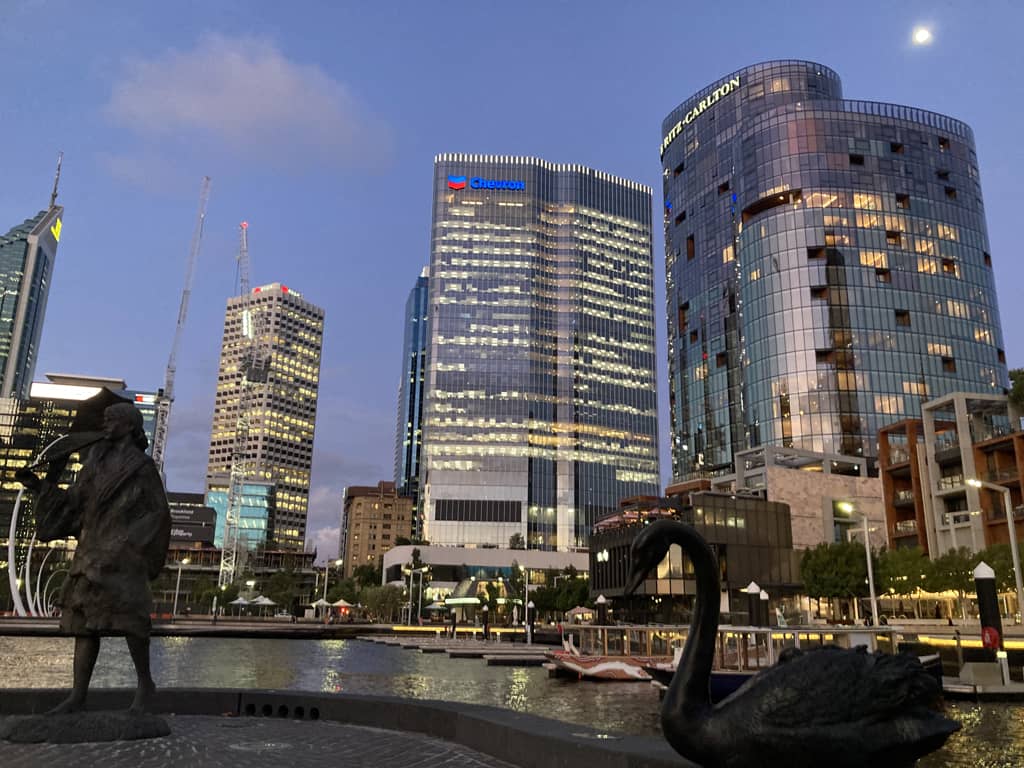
[125, 465, 172, 580]
[35, 484, 82, 542]
[31, 459, 83, 542]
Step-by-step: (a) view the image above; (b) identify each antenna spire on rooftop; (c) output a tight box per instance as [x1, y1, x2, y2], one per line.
[49, 151, 63, 209]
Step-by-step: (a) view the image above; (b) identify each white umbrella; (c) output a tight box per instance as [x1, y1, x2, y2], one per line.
[229, 597, 250, 605]
[332, 598, 353, 608]
[251, 595, 277, 606]
[310, 598, 331, 607]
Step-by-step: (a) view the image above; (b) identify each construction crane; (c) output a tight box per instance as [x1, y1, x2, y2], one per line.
[152, 177, 211, 477]
[218, 221, 272, 588]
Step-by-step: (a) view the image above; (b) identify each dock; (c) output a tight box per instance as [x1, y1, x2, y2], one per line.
[357, 634, 549, 666]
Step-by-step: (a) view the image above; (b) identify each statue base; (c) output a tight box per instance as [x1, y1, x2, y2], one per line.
[0, 711, 171, 743]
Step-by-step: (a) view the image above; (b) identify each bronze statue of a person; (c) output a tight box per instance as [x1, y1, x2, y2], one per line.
[17, 402, 171, 715]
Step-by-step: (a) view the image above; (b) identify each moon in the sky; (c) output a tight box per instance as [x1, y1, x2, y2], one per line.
[912, 27, 933, 45]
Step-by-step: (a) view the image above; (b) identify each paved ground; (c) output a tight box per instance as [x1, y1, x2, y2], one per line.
[0, 715, 518, 768]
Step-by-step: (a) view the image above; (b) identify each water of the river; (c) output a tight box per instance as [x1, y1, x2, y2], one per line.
[1, 636, 1022, 766]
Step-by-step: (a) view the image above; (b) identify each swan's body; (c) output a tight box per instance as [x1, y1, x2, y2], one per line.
[625, 519, 959, 768]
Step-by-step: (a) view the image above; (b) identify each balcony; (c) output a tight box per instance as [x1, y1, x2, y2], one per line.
[936, 475, 964, 491]
[986, 467, 1019, 483]
[974, 424, 1015, 443]
[894, 519, 918, 536]
[894, 489, 915, 506]
[887, 448, 910, 465]
[933, 434, 960, 455]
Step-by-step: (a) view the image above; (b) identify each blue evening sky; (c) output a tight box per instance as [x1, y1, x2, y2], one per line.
[2, 1, 1021, 561]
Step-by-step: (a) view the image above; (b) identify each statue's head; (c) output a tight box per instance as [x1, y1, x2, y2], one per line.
[103, 403, 148, 450]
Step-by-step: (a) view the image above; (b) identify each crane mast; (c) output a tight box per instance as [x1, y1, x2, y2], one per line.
[219, 221, 271, 588]
[152, 177, 211, 477]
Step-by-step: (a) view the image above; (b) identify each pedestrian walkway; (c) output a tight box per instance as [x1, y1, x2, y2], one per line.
[0, 715, 517, 768]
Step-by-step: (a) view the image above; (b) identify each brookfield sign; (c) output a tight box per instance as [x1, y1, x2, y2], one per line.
[660, 76, 741, 157]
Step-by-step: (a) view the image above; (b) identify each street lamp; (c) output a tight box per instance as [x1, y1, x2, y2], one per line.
[323, 557, 343, 601]
[841, 511, 880, 627]
[172, 557, 191, 617]
[968, 478, 1024, 624]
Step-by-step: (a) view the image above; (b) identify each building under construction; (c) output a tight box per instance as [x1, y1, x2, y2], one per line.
[205, 281, 324, 553]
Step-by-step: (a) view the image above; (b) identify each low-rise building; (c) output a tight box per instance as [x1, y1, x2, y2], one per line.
[381, 544, 588, 601]
[588, 492, 801, 623]
[677, 446, 886, 552]
[342, 481, 413, 578]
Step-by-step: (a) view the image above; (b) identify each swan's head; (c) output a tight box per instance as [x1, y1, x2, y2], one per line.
[624, 521, 673, 595]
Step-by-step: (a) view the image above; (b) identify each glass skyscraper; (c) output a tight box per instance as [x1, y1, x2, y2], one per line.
[662, 60, 1008, 481]
[205, 282, 324, 551]
[422, 154, 660, 551]
[394, 267, 429, 535]
[0, 206, 63, 399]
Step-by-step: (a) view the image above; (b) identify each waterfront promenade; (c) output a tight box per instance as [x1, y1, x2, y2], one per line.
[0, 688, 686, 768]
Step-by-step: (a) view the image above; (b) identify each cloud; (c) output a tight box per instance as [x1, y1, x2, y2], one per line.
[103, 33, 392, 172]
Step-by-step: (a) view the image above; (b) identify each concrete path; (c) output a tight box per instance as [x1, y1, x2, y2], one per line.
[0, 715, 516, 768]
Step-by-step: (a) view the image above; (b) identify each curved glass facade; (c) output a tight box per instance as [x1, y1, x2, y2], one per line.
[423, 154, 659, 550]
[662, 61, 1007, 480]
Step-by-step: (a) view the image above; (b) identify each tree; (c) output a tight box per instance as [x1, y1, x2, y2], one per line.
[926, 547, 974, 619]
[363, 585, 404, 622]
[508, 532, 526, 550]
[353, 563, 382, 588]
[327, 577, 359, 605]
[977, 543, 1017, 594]
[265, 569, 299, 611]
[190, 576, 217, 609]
[877, 546, 930, 618]
[800, 541, 873, 619]
[1009, 369, 1024, 413]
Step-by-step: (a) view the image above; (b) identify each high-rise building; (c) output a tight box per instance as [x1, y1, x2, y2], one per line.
[205, 282, 324, 551]
[662, 60, 1008, 482]
[394, 267, 429, 535]
[421, 155, 660, 551]
[0, 206, 64, 399]
[341, 481, 413, 578]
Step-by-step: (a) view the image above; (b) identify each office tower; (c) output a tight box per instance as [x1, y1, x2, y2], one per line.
[341, 481, 413, 578]
[662, 60, 1007, 482]
[0, 205, 64, 399]
[205, 282, 324, 551]
[421, 154, 660, 551]
[394, 267, 429, 535]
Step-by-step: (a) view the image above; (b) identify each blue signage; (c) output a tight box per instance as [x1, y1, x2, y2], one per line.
[470, 177, 525, 190]
[449, 174, 526, 191]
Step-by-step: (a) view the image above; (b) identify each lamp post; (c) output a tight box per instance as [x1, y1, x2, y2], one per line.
[968, 478, 1024, 624]
[323, 558, 343, 601]
[841, 513, 880, 627]
[172, 557, 191, 618]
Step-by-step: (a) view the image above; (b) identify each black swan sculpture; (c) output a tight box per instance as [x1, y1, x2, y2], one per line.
[624, 519, 959, 768]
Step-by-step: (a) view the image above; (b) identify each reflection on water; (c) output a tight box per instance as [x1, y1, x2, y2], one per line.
[1, 636, 1021, 764]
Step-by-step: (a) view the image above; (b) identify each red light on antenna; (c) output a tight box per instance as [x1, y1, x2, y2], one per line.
[240, 221, 249, 229]
[281, 285, 289, 293]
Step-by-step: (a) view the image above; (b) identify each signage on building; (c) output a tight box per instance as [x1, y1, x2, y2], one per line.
[660, 76, 742, 158]
[50, 217, 62, 242]
[448, 175, 526, 191]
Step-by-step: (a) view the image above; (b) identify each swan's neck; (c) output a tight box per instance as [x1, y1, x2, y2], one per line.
[663, 523, 720, 727]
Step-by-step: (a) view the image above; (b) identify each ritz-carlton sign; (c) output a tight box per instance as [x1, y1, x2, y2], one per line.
[660, 76, 741, 157]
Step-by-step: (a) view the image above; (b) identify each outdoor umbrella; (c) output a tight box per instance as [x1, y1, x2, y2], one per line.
[229, 597, 250, 605]
[310, 598, 331, 607]
[332, 598, 353, 608]
[251, 595, 277, 606]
